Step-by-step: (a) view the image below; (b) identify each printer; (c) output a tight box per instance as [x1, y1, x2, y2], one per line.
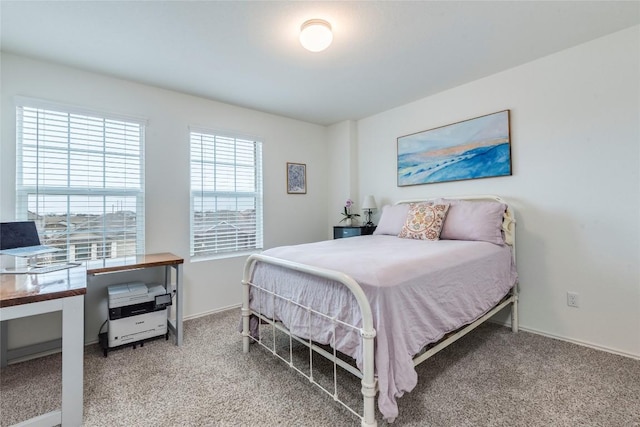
[107, 282, 172, 348]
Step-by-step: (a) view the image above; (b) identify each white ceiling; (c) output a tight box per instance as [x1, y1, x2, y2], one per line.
[1, 1, 638, 126]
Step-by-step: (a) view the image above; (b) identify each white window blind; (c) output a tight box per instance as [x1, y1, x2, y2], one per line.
[16, 104, 145, 263]
[190, 130, 263, 258]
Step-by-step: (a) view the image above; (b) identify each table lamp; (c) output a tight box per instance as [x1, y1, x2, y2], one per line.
[361, 195, 377, 227]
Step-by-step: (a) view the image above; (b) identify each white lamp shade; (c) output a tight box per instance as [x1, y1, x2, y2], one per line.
[361, 195, 377, 210]
[299, 19, 333, 52]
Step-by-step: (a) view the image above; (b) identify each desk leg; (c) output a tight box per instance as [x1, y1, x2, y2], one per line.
[165, 264, 183, 346]
[174, 264, 183, 346]
[61, 295, 84, 426]
[1, 320, 7, 368]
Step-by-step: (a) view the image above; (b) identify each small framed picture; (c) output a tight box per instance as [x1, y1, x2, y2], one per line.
[287, 162, 306, 194]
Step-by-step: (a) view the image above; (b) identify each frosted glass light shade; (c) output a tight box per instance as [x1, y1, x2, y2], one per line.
[299, 19, 333, 52]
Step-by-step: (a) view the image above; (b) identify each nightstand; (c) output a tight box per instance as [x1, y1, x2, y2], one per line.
[333, 226, 376, 239]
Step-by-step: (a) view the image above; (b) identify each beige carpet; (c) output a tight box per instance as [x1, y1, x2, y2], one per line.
[1, 309, 639, 426]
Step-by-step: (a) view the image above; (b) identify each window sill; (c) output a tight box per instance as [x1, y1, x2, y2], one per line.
[190, 249, 262, 263]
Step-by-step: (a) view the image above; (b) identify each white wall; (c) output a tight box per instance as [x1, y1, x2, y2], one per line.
[2, 25, 638, 358]
[326, 120, 361, 236]
[356, 26, 640, 357]
[0, 53, 329, 346]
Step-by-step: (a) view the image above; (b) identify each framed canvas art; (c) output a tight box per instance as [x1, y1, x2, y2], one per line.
[287, 162, 306, 194]
[397, 110, 511, 186]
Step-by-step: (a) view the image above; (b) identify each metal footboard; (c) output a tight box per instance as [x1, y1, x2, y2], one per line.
[241, 254, 378, 427]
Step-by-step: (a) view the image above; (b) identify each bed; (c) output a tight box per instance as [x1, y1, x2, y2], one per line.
[241, 195, 518, 426]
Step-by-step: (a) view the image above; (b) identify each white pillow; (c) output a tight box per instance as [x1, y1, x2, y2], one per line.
[373, 204, 410, 236]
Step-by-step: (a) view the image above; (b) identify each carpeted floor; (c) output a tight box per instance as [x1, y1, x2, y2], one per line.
[1, 309, 639, 426]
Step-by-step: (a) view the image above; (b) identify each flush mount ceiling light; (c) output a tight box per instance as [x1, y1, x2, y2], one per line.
[299, 19, 333, 52]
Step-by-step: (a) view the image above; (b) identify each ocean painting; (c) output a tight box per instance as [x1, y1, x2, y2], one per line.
[397, 110, 511, 186]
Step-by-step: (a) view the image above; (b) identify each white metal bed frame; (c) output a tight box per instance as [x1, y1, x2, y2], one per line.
[241, 195, 518, 426]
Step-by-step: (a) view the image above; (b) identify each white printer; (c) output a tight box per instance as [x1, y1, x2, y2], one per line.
[107, 282, 172, 348]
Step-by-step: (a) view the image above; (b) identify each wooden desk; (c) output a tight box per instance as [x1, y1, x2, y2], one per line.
[86, 252, 184, 346]
[0, 266, 86, 426]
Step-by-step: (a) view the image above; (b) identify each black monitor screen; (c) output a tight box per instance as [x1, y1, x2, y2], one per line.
[0, 221, 42, 250]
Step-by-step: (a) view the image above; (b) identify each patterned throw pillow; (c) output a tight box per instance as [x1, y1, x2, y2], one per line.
[398, 202, 450, 241]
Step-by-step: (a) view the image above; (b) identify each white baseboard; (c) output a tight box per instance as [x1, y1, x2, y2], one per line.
[489, 318, 639, 360]
[10, 306, 636, 365]
[5, 339, 63, 365]
[191, 307, 640, 360]
[184, 303, 241, 321]
[518, 325, 639, 361]
[6, 305, 242, 364]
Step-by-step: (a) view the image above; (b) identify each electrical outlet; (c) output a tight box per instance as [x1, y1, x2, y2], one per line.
[567, 292, 579, 308]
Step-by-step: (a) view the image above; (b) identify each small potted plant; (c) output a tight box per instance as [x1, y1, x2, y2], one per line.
[340, 199, 360, 226]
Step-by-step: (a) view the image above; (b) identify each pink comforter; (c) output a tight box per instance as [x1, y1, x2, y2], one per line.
[249, 235, 518, 422]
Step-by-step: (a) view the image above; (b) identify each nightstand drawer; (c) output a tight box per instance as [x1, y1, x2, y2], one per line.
[334, 227, 363, 239]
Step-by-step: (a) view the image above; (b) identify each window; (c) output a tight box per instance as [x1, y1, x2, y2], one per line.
[190, 129, 263, 258]
[16, 100, 145, 263]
